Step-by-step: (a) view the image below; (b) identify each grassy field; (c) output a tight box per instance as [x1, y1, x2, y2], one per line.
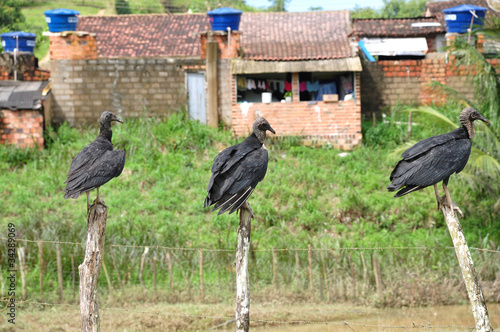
[0, 110, 499, 312]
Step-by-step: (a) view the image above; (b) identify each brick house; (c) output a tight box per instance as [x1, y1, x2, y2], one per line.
[0, 52, 50, 149]
[353, 0, 500, 114]
[47, 10, 363, 149]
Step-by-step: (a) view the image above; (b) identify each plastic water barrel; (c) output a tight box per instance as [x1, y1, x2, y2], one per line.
[1, 31, 37, 53]
[207, 7, 243, 31]
[44, 8, 80, 32]
[442, 4, 487, 33]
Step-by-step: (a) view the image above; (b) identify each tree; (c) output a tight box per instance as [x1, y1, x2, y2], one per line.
[268, 0, 290, 12]
[351, 0, 428, 19]
[0, 0, 25, 30]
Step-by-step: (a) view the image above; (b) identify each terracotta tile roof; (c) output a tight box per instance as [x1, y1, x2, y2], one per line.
[353, 17, 445, 38]
[239, 11, 354, 60]
[425, 0, 500, 26]
[78, 14, 210, 57]
[78, 11, 355, 60]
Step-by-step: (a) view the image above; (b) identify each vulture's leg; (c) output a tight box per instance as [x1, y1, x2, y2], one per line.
[433, 184, 441, 210]
[441, 182, 463, 218]
[95, 187, 108, 208]
[86, 192, 91, 215]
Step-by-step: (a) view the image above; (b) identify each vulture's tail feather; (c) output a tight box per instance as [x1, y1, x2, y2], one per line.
[228, 187, 254, 215]
[393, 185, 422, 198]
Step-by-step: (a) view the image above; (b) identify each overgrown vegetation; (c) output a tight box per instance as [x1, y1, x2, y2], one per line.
[0, 109, 498, 310]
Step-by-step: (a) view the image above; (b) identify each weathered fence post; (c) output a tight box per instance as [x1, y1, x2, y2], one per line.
[308, 244, 314, 301]
[320, 251, 330, 302]
[79, 202, 108, 332]
[17, 247, 27, 300]
[38, 241, 44, 302]
[71, 253, 76, 299]
[235, 202, 252, 332]
[166, 251, 174, 294]
[109, 248, 123, 290]
[139, 247, 149, 289]
[441, 205, 492, 332]
[56, 243, 63, 303]
[372, 256, 383, 301]
[153, 252, 157, 301]
[199, 249, 205, 303]
[272, 248, 278, 291]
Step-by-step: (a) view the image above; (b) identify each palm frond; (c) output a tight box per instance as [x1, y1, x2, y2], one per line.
[403, 106, 458, 129]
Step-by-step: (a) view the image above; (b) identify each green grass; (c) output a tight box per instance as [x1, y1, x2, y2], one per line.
[1, 110, 498, 306]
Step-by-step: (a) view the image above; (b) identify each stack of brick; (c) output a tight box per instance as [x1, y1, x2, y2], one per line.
[0, 53, 50, 81]
[48, 32, 98, 61]
[0, 110, 44, 149]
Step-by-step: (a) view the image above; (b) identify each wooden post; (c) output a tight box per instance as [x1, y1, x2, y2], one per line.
[38, 241, 44, 302]
[320, 251, 330, 302]
[441, 205, 492, 331]
[272, 248, 278, 291]
[294, 251, 300, 287]
[206, 40, 219, 128]
[79, 202, 108, 332]
[71, 253, 76, 299]
[56, 243, 63, 303]
[166, 251, 174, 294]
[199, 249, 205, 303]
[102, 259, 113, 292]
[308, 244, 314, 301]
[360, 252, 368, 298]
[109, 249, 123, 289]
[139, 247, 149, 289]
[153, 252, 157, 300]
[17, 247, 27, 300]
[407, 111, 413, 139]
[235, 202, 252, 332]
[372, 256, 383, 301]
[348, 254, 356, 302]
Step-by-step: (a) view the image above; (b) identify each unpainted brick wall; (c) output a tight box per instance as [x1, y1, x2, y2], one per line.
[50, 57, 203, 125]
[231, 100, 362, 150]
[361, 58, 500, 113]
[0, 109, 44, 149]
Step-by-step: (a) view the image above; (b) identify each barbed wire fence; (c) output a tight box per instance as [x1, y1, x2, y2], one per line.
[1, 237, 499, 329]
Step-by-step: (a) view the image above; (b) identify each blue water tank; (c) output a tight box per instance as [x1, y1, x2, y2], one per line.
[44, 8, 80, 32]
[207, 7, 243, 31]
[1, 31, 37, 53]
[442, 4, 488, 33]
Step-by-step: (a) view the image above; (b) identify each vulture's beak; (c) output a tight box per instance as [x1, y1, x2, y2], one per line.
[268, 125, 276, 134]
[477, 114, 489, 124]
[112, 114, 124, 123]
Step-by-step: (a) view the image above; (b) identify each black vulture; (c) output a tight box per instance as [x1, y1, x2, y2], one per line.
[387, 107, 489, 216]
[64, 111, 125, 212]
[204, 117, 276, 215]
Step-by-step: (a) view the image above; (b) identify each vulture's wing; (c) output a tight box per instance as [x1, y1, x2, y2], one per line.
[389, 139, 471, 196]
[64, 149, 125, 198]
[207, 149, 269, 214]
[207, 142, 259, 193]
[401, 128, 464, 160]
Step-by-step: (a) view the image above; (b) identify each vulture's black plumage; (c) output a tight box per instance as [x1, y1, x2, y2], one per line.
[64, 111, 125, 210]
[388, 107, 489, 213]
[204, 117, 275, 215]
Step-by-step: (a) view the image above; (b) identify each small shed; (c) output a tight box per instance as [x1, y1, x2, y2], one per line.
[0, 81, 51, 149]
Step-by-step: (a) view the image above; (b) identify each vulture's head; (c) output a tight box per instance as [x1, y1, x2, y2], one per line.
[460, 107, 489, 139]
[100, 111, 123, 129]
[253, 117, 276, 143]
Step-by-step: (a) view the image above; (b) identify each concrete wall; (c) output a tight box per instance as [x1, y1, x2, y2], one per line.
[50, 57, 203, 125]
